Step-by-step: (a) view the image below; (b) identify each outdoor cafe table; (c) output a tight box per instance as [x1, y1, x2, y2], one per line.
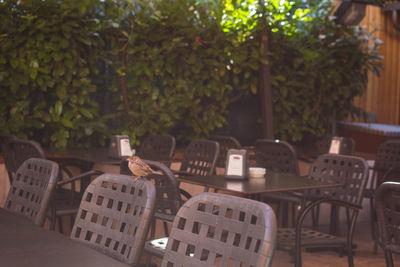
[177, 172, 344, 198]
[0, 208, 129, 267]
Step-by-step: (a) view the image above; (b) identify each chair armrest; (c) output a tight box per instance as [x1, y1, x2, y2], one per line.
[293, 198, 362, 266]
[297, 198, 361, 222]
[382, 165, 400, 182]
[57, 170, 103, 186]
[179, 188, 192, 200]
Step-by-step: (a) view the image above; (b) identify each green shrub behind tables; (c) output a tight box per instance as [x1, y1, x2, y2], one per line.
[0, 0, 109, 148]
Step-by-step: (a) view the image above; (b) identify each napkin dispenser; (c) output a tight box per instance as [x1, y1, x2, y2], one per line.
[108, 135, 133, 158]
[329, 136, 344, 154]
[224, 149, 248, 179]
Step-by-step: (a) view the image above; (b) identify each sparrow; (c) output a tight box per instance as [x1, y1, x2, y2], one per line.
[127, 156, 157, 178]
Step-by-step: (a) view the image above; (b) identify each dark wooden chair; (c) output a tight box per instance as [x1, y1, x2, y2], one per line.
[70, 173, 156, 265]
[209, 135, 241, 168]
[277, 154, 369, 267]
[161, 192, 277, 267]
[137, 134, 176, 162]
[3, 138, 102, 232]
[5, 158, 59, 226]
[375, 181, 400, 267]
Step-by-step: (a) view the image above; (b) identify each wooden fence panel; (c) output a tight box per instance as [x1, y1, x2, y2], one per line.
[354, 5, 400, 124]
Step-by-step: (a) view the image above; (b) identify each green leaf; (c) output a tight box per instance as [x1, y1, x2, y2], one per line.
[61, 118, 73, 128]
[80, 107, 93, 119]
[55, 101, 63, 116]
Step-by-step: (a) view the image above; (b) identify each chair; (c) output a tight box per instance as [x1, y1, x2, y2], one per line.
[3, 138, 102, 232]
[160, 192, 277, 267]
[254, 139, 299, 175]
[176, 139, 219, 177]
[0, 134, 18, 184]
[277, 154, 369, 267]
[137, 134, 176, 162]
[364, 139, 400, 252]
[70, 173, 156, 265]
[375, 181, 400, 267]
[5, 158, 59, 226]
[120, 158, 190, 263]
[209, 135, 241, 168]
[120, 159, 189, 236]
[254, 139, 300, 226]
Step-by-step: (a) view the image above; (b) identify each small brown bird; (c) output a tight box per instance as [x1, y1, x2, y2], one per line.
[127, 156, 157, 178]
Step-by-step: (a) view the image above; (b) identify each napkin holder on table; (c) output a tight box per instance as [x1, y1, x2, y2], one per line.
[224, 149, 248, 179]
[108, 135, 133, 159]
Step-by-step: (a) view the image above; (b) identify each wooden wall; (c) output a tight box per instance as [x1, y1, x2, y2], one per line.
[354, 5, 400, 124]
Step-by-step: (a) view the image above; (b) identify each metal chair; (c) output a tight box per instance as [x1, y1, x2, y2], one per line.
[277, 154, 369, 267]
[161, 192, 277, 267]
[70, 173, 156, 265]
[364, 139, 400, 253]
[120, 159, 190, 236]
[5, 158, 59, 226]
[254, 139, 300, 226]
[176, 139, 219, 177]
[120, 158, 190, 263]
[137, 134, 176, 162]
[209, 135, 241, 168]
[375, 181, 400, 267]
[3, 138, 102, 232]
[0, 134, 18, 184]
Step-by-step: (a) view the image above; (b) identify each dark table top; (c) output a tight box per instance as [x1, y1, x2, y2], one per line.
[45, 147, 122, 165]
[0, 209, 129, 267]
[178, 172, 344, 196]
[46, 147, 172, 166]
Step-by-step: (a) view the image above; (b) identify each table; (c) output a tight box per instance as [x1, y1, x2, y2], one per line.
[45, 147, 121, 167]
[177, 172, 344, 197]
[0, 208, 129, 267]
[338, 121, 400, 154]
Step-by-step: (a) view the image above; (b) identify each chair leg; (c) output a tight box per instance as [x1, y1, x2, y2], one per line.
[58, 216, 64, 234]
[162, 221, 169, 236]
[369, 197, 379, 254]
[384, 251, 394, 267]
[50, 216, 56, 230]
[50, 206, 57, 230]
[281, 202, 289, 227]
[347, 242, 355, 267]
[146, 220, 156, 267]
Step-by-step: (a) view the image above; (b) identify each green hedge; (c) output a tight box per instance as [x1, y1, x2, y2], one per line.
[0, 0, 382, 147]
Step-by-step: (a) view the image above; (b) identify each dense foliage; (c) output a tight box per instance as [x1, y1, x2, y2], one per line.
[0, 0, 109, 147]
[0, 0, 382, 147]
[268, 1, 382, 142]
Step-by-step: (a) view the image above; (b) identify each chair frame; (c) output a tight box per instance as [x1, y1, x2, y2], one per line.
[375, 181, 400, 267]
[3, 137, 102, 232]
[5, 158, 59, 226]
[178, 139, 219, 177]
[277, 154, 369, 267]
[254, 139, 300, 227]
[209, 135, 241, 168]
[161, 192, 277, 267]
[364, 139, 400, 253]
[70, 173, 156, 265]
[254, 139, 300, 176]
[137, 134, 176, 162]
